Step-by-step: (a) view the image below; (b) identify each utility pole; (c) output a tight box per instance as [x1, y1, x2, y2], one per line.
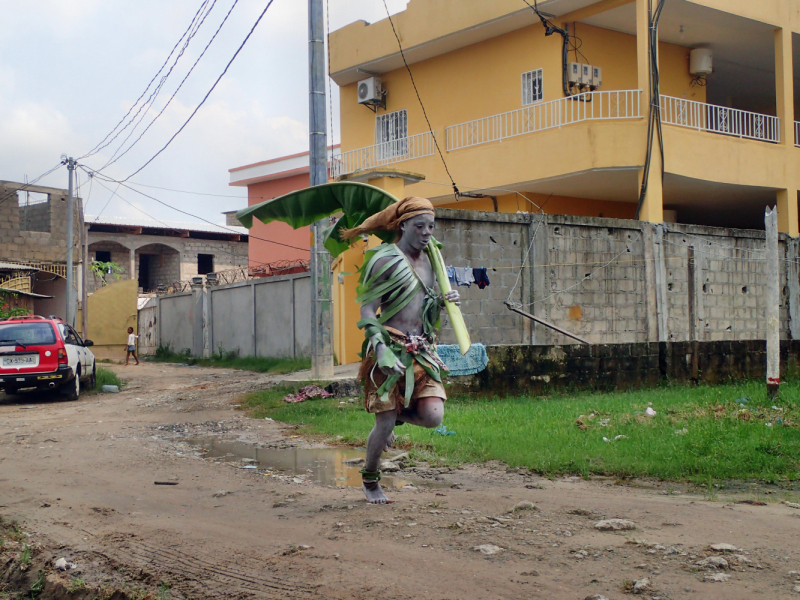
[308, 0, 334, 378]
[65, 156, 76, 327]
[765, 206, 780, 398]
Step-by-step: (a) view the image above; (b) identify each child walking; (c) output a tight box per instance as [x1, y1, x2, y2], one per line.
[126, 327, 140, 366]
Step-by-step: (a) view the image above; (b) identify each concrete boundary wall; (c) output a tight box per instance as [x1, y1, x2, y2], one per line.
[449, 340, 800, 397]
[434, 210, 799, 347]
[152, 273, 310, 358]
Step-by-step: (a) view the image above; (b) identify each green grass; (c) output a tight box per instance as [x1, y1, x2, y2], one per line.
[151, 344, 310, 374]
[95, 367, 122, 389]
[242, 379, 800, 484]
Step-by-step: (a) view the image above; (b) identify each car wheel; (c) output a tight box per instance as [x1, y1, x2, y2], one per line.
[62, 369, 80, 401]
[87, 363, 97, 390]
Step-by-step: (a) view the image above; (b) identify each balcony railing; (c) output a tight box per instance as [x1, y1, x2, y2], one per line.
[660, 96, 780, 143]
[446, 90, 642, 151]
[330, 131, 436, 179]
[795, 121, 800, 147]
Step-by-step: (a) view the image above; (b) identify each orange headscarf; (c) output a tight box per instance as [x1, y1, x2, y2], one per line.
[340, 196, 434, 240]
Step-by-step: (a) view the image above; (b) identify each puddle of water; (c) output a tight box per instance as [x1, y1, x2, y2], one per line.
[188, 438, 425, 490]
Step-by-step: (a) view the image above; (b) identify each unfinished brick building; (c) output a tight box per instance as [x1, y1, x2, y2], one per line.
[0, 180, 84, 320]
[86, 215, 248, 294]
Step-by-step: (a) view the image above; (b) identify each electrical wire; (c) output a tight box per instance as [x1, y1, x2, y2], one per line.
[79, 0, 214, 160]
[97, 0, 240, 172]
[634, 0, 666, 220]
[380, 0, 460, 200]
[121, 0, 276, 182]
[0, 162, 65, 206]
[81, 166, 309, 253]
[96, 0, 220, 169]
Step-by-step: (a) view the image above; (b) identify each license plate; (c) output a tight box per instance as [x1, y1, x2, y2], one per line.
[2, 355, 38, 368]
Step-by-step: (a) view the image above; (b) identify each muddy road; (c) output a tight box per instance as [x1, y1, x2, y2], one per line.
[2, 362, 800, 600]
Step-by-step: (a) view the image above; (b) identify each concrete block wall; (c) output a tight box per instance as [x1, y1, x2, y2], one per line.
[432, 210, 800, 347]
[87, 243, 132, 294]
[19, 202, 51, 232]
[156, 273, 310, 359]
[435, 209, 530, 346]
[0, 182, 82, 264]
[178, 239, 246, 280]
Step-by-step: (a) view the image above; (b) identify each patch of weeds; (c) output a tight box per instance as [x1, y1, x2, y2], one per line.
[95, 367, 123, 390]
[29, 570, 45, 598]
[621, 580, 635, 593]
[157, 583, 171, 600]
[68, 577, 87, 593]
[20, 543, 32, 565]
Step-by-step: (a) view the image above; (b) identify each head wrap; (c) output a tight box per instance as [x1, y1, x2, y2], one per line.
[340, 196, 435, 240]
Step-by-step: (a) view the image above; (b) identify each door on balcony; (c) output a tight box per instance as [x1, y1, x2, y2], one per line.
[376, 109, 408, 162]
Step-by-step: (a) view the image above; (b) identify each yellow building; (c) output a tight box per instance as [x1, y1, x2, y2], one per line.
[328, 0, 800, 364]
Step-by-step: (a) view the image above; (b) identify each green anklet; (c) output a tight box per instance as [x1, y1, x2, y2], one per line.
[360, 468, 382, 481]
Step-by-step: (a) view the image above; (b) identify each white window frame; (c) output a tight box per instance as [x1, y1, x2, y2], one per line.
[521, 69, 544, 106]
[375, 109, 408, 160]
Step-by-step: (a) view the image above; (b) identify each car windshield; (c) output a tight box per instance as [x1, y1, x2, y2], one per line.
[0, 322, 57, 346]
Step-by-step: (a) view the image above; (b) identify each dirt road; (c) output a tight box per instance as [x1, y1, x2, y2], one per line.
[2, 362, 800, 600]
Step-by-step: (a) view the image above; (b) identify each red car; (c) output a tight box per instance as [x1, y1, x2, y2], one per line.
[0, 316, 96, 400]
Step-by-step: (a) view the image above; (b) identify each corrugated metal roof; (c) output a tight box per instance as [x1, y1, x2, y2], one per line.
[85, 214, 249, 236]
[0, 287, 52, 299]
[0, 262, 40, 272]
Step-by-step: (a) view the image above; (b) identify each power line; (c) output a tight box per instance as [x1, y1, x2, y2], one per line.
[0, 162, 65, 205]
[79, 0, 214, 160]
[81, 166, 309, 253]
[380, 0, 459, 200]
[121, 0, 277, 182]
[97, 0, 240, 172]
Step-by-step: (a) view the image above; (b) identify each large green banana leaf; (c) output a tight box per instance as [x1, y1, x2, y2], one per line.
[235, 181, 400, 258]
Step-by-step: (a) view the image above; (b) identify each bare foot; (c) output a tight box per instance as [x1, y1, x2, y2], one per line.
[384, 431, 396, 451]
[362, 480, 392, 504]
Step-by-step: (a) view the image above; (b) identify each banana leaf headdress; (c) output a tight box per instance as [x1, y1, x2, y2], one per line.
[236, 181, 413, 258]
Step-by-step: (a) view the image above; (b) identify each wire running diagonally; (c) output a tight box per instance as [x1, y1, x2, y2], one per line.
[79, 0, 215, 161]
[0, 162, 65, 206]
[121, 0, 276, 182]
[82, 166, 309, 253]
[380, 0, 459, 200]
[97, 0, 241, 172]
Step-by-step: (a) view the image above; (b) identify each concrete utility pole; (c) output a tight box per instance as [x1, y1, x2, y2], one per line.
[308, 0, 334, 378]
[65, 157, 76, 327]
[765, 206, 780, 398]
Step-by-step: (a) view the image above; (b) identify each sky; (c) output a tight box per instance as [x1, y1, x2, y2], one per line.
[0, 0, 409, 226]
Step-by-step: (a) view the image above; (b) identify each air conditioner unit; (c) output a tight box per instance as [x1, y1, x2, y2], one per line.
[568, 62, 580, 85]
[357, 77, 383, 104]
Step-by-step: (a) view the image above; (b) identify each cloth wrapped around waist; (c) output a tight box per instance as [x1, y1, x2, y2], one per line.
[358, 322, 447, 414]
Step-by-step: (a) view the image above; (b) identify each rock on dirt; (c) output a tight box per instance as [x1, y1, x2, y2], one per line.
[709, 543, 739, 552]
[704, 573, 730, 583]
[473, 544, 503, 556]
[782, 501, 800, 509]
[792, 584, 800, 594]
[509, 501, 538, 513]
[54, 558, 68, 571]
[584, 595, 611, 600]
[595, 519, 637, 531]
[696, 556, 729, 570]
[633, 577, 651, 594]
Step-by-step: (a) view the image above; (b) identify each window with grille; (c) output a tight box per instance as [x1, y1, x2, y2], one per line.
[521, 69, 543, 105]
[375, 109, 408, 160]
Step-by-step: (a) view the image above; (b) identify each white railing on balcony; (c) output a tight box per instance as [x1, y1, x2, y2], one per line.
[795, 121, 800, 147]
[446, 90, 642, 152]
[660, 96, 780, 143]
[330, 131, 436, 179]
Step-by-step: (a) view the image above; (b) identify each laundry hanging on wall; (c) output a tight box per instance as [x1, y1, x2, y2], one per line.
[446, 265, 490, 289]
